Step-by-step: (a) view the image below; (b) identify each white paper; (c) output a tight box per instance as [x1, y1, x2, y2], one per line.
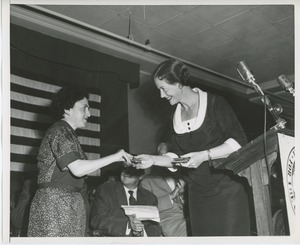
[121, 205, 160, 222]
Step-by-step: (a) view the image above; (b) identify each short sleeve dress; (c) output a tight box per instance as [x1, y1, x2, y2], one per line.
[171, 89, 251, 236]
[27, 120, 87, 237]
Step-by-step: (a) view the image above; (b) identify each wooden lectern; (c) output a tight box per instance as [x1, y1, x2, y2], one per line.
[215, 128, 283, 236]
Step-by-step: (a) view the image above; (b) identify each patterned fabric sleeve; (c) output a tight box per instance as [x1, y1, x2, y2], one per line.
[50, 127, 82, 170]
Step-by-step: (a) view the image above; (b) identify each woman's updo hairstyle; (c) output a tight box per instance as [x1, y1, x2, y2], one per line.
[153, 58, 190, 86]
[50, 86, 89, 120]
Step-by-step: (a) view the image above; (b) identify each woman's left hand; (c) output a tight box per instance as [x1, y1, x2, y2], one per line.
[179, 151, 208, 168]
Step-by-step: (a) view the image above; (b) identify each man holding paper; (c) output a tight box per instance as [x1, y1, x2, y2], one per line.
[90, 165, 162, 236]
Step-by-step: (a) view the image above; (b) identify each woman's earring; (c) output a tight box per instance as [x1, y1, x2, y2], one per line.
[64, 110, 70, 116]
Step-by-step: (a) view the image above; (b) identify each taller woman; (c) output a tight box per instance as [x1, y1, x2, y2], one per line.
[135, 59, 250, 236]
[27, 87, 131, 237]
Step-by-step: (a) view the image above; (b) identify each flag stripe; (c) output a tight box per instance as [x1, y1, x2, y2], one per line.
[11, 144, 39, 156]
[11, 74, 101, 102]
[11, 74, 101, 172]
[11, 126, 45, 139]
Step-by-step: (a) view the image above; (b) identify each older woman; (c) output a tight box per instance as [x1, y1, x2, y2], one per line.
[27, 87, 131, 237]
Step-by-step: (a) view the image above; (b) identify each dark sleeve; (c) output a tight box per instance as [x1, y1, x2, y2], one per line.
[141, 190, 163, 236]
[213, 95, 248, 146]
[144, 221, 163, 236]
[90, 184, 128, 236]
[10, 179, 36, 229]
[167, 112, 184, 156]
[10, 192, 31, 229]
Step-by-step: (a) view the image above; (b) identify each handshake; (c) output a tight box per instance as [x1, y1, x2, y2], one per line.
[118, 149, 192, 169]
[124, 156, 142, 166]
[122, 153, 191, 170]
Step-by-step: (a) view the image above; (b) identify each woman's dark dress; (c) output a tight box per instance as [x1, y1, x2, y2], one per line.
[171, 92, 250, 236]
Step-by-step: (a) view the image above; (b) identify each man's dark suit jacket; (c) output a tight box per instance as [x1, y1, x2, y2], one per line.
[90, 181, 162, 236]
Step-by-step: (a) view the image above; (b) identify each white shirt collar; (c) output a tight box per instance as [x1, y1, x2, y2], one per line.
[173, 88, 207, 134]
[123, 186, 138, 204]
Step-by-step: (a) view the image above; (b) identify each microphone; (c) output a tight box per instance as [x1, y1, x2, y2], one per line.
[277, 74, 295, 96]
[236, 61, 255, 85]
[237, 61, 264, 96]
[236, 61, 286, 129]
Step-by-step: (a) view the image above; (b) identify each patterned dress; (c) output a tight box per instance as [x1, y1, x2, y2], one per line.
[171, 89, 250, 236]
[27, 120, 87, 237]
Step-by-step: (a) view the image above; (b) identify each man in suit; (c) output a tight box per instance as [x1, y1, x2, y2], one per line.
[139, 143, 190, 236]
[90, 164, 162, 237]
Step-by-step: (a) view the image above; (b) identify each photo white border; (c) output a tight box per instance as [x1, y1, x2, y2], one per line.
[2, 0, 300, 244]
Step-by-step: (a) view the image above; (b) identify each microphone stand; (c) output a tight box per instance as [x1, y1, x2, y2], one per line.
[237, 61, 286, 220]
[237, 61, 286, 131]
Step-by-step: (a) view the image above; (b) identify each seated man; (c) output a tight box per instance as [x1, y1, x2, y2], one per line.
[140, 143, 190, 236]
[90, 164, 162, 237]
[10, 174, 37, 237]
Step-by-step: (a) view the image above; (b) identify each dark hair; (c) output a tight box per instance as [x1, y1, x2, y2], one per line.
[121, 165, 145, 177]
[153, 58, 190, 86]
[50, 87, 89, 120]
[157, 142, 172, 155]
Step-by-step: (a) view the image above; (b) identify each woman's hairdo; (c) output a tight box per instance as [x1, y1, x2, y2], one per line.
[50, 87, 89, 120]
[153, 58, 190, 86]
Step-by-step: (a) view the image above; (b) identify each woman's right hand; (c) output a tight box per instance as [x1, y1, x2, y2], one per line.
[115, 149, 132, 163]
[131, 154, 156, 169]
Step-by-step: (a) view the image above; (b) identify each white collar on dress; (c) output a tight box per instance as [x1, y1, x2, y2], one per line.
[173, 88, 207, 134]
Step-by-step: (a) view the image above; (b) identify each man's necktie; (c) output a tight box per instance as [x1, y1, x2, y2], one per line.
[128, 190, 137, 205]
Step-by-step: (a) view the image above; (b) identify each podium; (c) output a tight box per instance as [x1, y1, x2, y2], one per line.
[215, 128, 282, 236]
